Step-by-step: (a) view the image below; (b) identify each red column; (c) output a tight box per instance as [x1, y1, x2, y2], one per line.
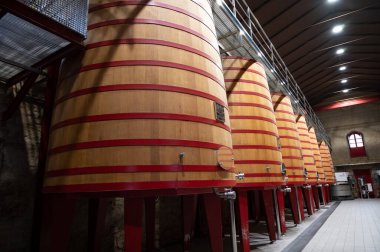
[145, 197, 156, 252]
[124, 198, 144, 252]
[312, 187, 320, 209]
[88, 198, 107, 252]
[303, 187, 313, 216]
[297, 187, 305, 220]
[183, 195, 198, 252]
[237, 190, 250, 252]
[289, 187, 300, 224]
[31, 63, 60, 252]
[276, 189, 286, 234]
[202, 193, 223, 252]
[40, 196, 77, 252]
[262, 190, 276, 241]
[252, 191, 261, 221]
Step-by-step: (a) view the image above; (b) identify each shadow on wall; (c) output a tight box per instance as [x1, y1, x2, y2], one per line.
[0, 86, 39, 251]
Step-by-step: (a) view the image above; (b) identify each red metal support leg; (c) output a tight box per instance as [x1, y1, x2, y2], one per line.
[252, 190, 261, 221]
[312, 187, 320, 209]
[145, 197, 156, 252]
[237, 190, 250, 252]
[182, 195, 198, 252]
[310, 189, 316, 211]
[261, 190, 276, 241]
[124, 198, 144, 252]
[303, 188, 313, 216]
[202, 193, 223, 252]
[276, 189, 286, 234]
[31, 63, 60, 252]
[324, 186, 330, 203]
[328, 187, 330, 203]
[40, 196, 77, 252]
[88, 198, 107, 252]
[297, 187, 305, 220]
[289, 187, 300, 224]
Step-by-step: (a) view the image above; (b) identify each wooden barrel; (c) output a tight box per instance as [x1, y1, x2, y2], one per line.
[319, 141, 335, 184]
[223, 57, 284, 187]
[308, 127, 325, 184]
[271, 93, 304, 186]
[295, 114, 318, 184]
[43, 0, 236, 193]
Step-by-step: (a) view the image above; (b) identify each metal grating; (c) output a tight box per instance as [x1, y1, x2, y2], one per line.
[0, 13, 69, 80]
[16, 0, 88, 36]
[210, 0, 331, 147]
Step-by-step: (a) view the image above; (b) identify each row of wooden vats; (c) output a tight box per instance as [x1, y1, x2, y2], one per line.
[38, 1, 336, 251]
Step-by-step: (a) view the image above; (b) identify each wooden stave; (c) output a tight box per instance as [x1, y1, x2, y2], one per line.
[308, 127, 325, 183]
[44, 0, 236, 193]
[272, 94, 305, 185]
[295, 114, 318, 184]
[224, 58, 284, 187]
[319, 141, 335, 184]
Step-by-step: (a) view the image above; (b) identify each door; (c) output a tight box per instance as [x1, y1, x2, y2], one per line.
[354, 169, 374, 198]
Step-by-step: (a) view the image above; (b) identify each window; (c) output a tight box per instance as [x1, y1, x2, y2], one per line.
[347, 131, 366, 157]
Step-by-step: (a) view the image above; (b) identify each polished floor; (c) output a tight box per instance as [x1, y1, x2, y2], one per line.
[303, 199, 380, 252]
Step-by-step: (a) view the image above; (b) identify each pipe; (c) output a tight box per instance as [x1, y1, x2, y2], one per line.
[229, 197, 238, 252]
[280, 187, 291, 193]
[213, 188, 237, 252]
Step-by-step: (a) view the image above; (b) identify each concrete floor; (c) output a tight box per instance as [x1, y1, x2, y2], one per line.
[161, 199, 380, 252]
[303, 199, 380, 252]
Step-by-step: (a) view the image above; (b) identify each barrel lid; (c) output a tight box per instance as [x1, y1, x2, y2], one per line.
[217, 147, 234, 171]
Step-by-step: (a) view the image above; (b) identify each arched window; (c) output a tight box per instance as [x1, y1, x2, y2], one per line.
[347, 131, 366, 157]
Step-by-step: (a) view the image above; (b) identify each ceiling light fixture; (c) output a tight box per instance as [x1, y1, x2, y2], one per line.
[327, 0, 339, 3]
[341, 79, 348, 83]
[342, 89, 349, 93]
[339, 66, 347, 71]
[336, 48, 345, 55]
[217, 0, 223, 6]
[332, 24, 344, 34]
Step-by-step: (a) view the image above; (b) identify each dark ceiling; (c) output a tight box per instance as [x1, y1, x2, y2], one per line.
[248, 0, 380, 106]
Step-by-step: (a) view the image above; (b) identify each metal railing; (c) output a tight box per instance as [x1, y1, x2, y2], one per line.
[210, 0, 331, 147]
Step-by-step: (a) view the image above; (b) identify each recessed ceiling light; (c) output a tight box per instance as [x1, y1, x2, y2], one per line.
[341, 79, 348, 83]
[332, 24, 344, 34]
[240, 30, 245, 35]
[327, 0, 339, 3]
[336, 48, 345, 55]
[342, 89, 349, 93]
[339, 66, 347, 71]
[217, 0, 223, 6]
[257, 52, 262, 58]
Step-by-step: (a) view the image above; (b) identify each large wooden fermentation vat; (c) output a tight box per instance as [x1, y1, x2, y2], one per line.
[272, 93, 304, 185]
[43, 0, 236, 193]
[308, 127, 325, 183]
[319, 141, 335, 184]
[295, 114, 318, 184]
[223, 57, 284, 187]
